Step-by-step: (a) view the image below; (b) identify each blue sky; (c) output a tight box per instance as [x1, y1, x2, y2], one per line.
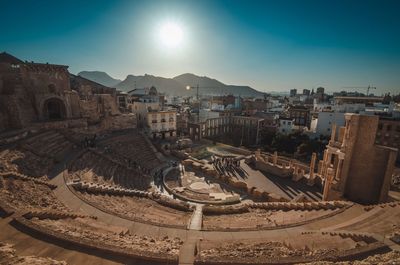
[1, 0, 399, 94]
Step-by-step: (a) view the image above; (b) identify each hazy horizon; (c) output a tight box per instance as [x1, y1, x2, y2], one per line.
[2, 0, 400, 95]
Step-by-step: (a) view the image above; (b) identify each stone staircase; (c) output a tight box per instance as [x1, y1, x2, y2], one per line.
[23, 209, 95, 220]
[68, 180, 152, 197]
[250, 200, 352, 211]
[0, 171, 57, 189]
[22, 130, 72, 160]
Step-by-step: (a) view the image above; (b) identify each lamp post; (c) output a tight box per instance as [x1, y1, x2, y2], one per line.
[186, 84, 199, 101]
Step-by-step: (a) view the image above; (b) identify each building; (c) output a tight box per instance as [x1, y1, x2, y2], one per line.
[278, 117, 295, 135]
[375, 117, 400, 161]
[333, 96, 383, 113]
[315, 111, 345, 137]
[316, 87, 325, 94]
[129, 87, 161, 127]
[303, 89, 311, 96]
[198, 109, 220, 122]
[0, 52, 80, 131]
[290, 89, 297, 97]
[288, 105, 311, 128]
[147, 110, 177, 139]
[0, 52, 135, 132]
[321, 114, 397, 204]
[188, 115, 264, 146]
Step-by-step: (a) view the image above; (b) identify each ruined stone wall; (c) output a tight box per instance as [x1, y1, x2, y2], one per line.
[99, 94, 119, 115]
[100, 113, 137, 131]
[342, 115, 396, 204]
[79, 100, 101, 124]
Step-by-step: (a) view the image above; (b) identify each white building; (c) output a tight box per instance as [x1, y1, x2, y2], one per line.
[315, 111, 345, 137]
[129, 87, 161, 127]
[147, 110, 177, 139]
[278, 117, 295, 134]
[199, 109, 220, 122]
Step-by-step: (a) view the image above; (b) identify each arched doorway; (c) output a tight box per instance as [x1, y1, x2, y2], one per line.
[43, 98, 66, 120]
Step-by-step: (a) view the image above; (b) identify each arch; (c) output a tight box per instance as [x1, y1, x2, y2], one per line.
[42, 97, 67, 120]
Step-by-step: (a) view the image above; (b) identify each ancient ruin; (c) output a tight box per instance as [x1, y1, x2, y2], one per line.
[0, 53, 399, 265]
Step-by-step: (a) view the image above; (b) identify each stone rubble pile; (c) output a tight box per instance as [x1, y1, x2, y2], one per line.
[200, 241, 337, 262]
[32, 218, 183, 257]
[0, 241, 67, 265]
[0, 177, 69, 213]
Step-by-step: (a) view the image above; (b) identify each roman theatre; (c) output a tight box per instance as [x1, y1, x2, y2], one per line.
[1, 53, 399, 264]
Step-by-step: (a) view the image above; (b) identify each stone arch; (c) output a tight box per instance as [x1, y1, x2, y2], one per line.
[42, 97, 67, 120]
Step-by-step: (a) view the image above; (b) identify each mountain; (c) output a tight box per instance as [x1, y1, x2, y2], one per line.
[173, 73, 264, 97]
[78, 71, 121, 87]
[78, 71, 264, 97]
[115, 74, 188, 95]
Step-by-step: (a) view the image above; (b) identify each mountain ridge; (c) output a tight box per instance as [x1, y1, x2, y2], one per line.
[78, 71, 264, 97]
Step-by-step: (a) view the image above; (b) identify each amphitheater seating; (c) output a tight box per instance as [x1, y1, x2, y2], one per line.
[68, 150, 151, 190]
[22, 131, 72, 160]
[0, 175, 70, 213]
[15, 215, 182, 262]
[250, 200, 353, 211]
[195, 232, 382, 264]
[75, 191, 192, 228]
[100, 133, 161, 171]
[202, 204, 350, 231]
[0, 148, 54, 177]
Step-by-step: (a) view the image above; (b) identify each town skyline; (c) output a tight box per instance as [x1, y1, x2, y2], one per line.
[2, 0, 400, 94]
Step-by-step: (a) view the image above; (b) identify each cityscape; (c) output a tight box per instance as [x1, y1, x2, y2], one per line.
[0, 0, 400, 265]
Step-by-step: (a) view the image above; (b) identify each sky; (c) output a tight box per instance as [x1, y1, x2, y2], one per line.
[1, 0, 400, 94]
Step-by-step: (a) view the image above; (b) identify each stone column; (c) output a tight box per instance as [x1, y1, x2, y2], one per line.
[323, 168, 335, 201]
[335, 158, 343, 181]
[308, 152, 317, 185]
[330, 123, 337, 145]
[317, 160, 323, 175]
[273, 151, 278, 165]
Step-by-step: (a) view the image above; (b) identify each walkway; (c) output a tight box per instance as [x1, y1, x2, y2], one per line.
[188, 204, 203, 230]
[239, 160, 322, 201]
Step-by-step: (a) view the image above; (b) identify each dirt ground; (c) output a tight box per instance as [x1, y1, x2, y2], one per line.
[0, 241, 67, 265]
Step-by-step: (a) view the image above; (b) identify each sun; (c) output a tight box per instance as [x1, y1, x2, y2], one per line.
[159, 22, 183, 48]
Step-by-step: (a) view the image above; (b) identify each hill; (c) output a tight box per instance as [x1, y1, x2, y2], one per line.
[78, 71, 264, 97]
[78, 71, 121, 87]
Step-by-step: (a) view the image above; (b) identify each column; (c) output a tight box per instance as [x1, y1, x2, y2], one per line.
[323, 168, 335, 201]
[273, 151, 278, 165]
[334, 158, 343, 181]
[330, 123, 337, 145]
[308, 152, 317, 185]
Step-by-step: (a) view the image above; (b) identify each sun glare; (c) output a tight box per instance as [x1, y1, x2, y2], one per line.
[159, 22, 183, 48]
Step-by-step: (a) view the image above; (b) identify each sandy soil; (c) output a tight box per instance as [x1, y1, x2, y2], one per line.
[0, 241, 67, 265]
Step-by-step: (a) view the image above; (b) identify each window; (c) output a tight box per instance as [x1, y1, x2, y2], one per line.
[378, 123, 383, 130]
[387, 124, 392, 131]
